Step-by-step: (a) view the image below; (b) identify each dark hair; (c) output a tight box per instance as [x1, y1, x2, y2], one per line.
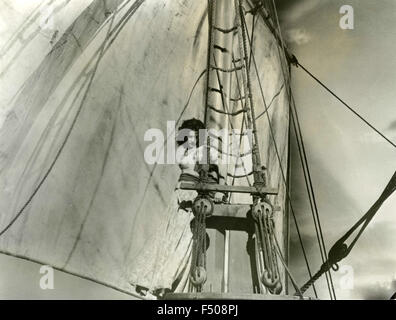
[177, 118, 205, 146]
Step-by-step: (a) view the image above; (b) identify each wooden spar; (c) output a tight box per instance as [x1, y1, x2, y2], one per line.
[179, 182, 278, 195]
[164, 292, 315, 300]
[188, 0, 289, 296]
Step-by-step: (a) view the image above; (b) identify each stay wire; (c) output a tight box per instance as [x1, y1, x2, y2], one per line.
[269, 0, 335, 299]
[295, 60, 396, 150]
[290, 88, 337, 299]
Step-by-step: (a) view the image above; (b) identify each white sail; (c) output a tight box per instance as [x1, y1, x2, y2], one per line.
[0, 0, 290, 298]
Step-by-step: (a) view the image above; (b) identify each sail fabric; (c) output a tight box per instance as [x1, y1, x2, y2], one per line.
[127, 188, 196, 293]
[0, 0, 289, 297]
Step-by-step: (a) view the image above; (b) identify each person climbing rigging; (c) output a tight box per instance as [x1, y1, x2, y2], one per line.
[128, 118, 227, 298]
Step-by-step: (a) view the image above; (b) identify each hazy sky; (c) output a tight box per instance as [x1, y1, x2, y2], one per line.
[1, 0, 395, 300]
[279, 0, 396, 299]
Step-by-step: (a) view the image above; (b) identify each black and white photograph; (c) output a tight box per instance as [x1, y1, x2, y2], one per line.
[0, 0, 395, 304]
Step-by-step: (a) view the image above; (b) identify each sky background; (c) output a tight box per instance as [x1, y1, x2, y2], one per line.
[0, 0, 395, 299]
[279, 0, 396, 299]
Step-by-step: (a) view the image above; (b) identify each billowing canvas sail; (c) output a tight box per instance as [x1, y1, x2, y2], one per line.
[0, 0, 290, 298]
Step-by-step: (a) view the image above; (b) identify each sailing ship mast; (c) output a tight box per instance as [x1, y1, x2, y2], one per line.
[165, 0, 295, 299]
[0, 0, 295, 300]
[0, 0, 395, 300]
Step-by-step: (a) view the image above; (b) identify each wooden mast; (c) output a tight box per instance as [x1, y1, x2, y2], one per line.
[165, 0, 294, 299]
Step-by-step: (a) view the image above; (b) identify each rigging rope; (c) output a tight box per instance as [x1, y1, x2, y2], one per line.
[291, 57, 396, 150]
[290, 88, 336, 299]
[239, 8, 328, 298]
[204, 0, 216, 126]
[281, 10, 396, 299]
[255, 82, 284, 121]
[190, 198, 209, 292]
[231, 54, 253, 187]
[239, 10, 311, 296]
[298, 170, 396, 294]
[207, 104, 247, 116]
[213, 53, 253, 185]
[271, 221, 304, 298]
[253, 203, 283, 294]
[202, 2, 286, 296]
[269, 0, 336, 299]
[236, 0, 263, 186]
